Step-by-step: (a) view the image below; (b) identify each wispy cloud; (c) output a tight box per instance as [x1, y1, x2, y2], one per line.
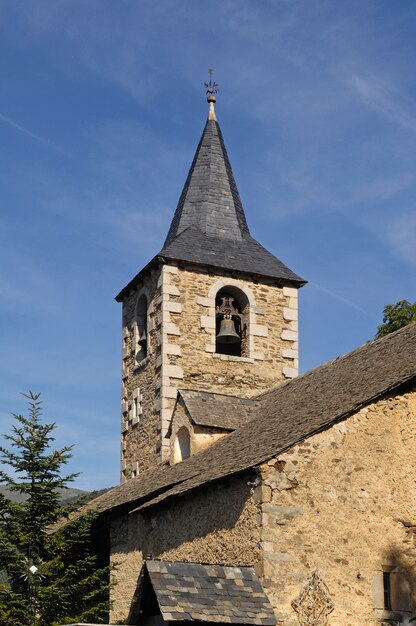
[311, 282, 379, 322]
[347, 73, 416, 133]
[0, 111, 54, 146]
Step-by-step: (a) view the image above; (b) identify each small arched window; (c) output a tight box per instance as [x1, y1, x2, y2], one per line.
[215, 287, 249, 357]
[173, 427, 191, 463]
[134, 294, 148, 362]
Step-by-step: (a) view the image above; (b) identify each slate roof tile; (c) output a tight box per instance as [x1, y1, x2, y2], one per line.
[145, 560, 275, 625]
[175, 389, 254, 432]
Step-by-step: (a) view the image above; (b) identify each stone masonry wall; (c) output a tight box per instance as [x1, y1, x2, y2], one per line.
[121, 266, 162, 481]
[109, 472, 261, 623]
[158, 263, 299, 462]
[121, 260, 300, 475]
[255, 385, 416, 626]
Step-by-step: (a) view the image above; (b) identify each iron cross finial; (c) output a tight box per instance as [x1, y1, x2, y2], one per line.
[204, 68, 219, 98]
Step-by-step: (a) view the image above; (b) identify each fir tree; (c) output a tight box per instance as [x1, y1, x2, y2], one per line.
[0, 392, 110, 625]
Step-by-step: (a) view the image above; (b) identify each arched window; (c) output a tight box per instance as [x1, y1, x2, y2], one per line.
[215, 286, 249, 357]
[173, 427, 191, 463]
[134, 294, 148, 362]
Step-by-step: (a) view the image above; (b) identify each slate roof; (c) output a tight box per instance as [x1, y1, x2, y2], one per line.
[163, 119, 250, 245]
[145, 560, 276, 625]
[160, 225, 305, 284]
[177, 389, 254, 431]
[50, 322, 416, 529]
[116, 111, 305, 302]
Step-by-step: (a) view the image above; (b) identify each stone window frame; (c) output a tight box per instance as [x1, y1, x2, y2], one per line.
[201, 278, 266, 362]
[214, 285, 249, 357]
[132, 286, 151, 367]
[173, 426, 191, 463]
[129, 387, 142, 426]
[372, 565, 412, 622]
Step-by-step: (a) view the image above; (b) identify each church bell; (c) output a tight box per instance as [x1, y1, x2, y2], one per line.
[138, 328, 147, 347]
[216, 316, 240, 344]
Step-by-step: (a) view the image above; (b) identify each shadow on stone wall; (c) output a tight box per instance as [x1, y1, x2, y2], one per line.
[112, 471, 259, 565]
[381, 534, 416, 621]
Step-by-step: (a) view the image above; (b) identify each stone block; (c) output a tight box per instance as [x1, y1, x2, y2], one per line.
[253, 484, 272, 504]
[251, 324, 268, 337]
[163, 343, 181, 356]
[283, 308, 298, 321]
[161, 284, 180, 296]
[196, 296, 212, 307]
[164, 364, 184, 379]
[164, 386, 179, 399]
[282, 348, 297, 359]
[200, 315, 216, 329]
[261, 503, 303, 518]
[281, 330, 297, 341]
[263, 551, 294, 563]
[283, 286, 298, 298]
[164, 322, 181, 336]
[163, 301, 182, 313]
[163, 264, 178, 274]
[283, 367, 297, 379]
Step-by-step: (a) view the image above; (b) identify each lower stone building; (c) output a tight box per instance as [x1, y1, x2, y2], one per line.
[57, 322, 416, 625]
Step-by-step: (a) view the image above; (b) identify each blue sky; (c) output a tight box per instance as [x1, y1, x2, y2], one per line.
[0, 1, 415, 490]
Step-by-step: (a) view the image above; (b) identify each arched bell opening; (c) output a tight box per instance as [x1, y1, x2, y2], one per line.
[215, 287, 249, 357]
[135, 294, 148, 362]
[173, 427, 191, 463]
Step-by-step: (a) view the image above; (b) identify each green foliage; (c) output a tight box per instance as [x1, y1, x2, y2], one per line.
[376, 300, 416, 338]
[0, 392, 110, 625]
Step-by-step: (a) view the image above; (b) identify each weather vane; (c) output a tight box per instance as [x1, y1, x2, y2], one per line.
[204, 68, 219, 99]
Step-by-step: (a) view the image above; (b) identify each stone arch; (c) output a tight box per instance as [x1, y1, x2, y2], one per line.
[215, 286, 248, 357]
[173, 426, 191, 463]
[207, 278, 256, 306]
[133, 286, 151, 362]
[206, 279, 257, 358]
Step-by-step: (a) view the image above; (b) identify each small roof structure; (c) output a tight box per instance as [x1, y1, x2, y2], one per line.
[175, 389, 254, 431]
[143, 560, 276, 625]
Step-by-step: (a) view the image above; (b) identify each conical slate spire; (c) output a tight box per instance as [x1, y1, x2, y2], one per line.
[158, 101, 305, 286]
[163, 115, 250, 246]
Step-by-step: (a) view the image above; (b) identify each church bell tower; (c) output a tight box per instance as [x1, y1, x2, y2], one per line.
[116, 78, 306, 482]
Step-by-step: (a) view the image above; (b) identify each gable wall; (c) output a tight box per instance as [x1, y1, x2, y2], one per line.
[256, 385, 416, 625]
[169, 397, 227, 463]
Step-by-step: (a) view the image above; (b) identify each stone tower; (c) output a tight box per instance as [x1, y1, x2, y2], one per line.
[115, 92, 306, 483]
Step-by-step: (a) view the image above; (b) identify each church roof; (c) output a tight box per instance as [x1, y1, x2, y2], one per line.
[143, 560, 275, 625]
[50, 322, 416, 529]
[116, 103, 305, 302]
